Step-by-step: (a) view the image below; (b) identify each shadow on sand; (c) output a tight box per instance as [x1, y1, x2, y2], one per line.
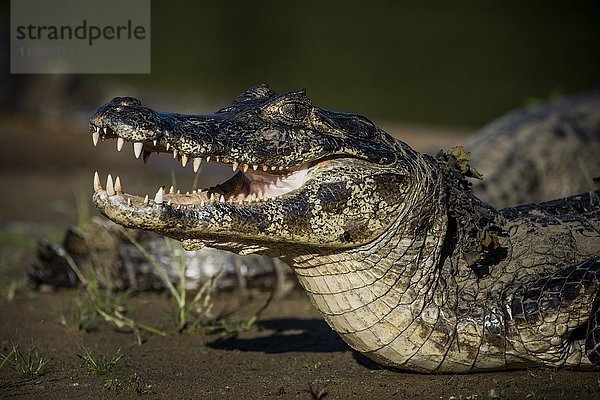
[206, 317, 382, 370]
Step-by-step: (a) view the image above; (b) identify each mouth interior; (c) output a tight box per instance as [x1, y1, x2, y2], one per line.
[90, 124, 312, 209]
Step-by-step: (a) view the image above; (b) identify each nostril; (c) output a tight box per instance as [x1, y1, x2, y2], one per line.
[109, 97, 142, 107]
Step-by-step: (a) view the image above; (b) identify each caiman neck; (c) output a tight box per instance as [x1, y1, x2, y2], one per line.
[289, 151, 452, 369]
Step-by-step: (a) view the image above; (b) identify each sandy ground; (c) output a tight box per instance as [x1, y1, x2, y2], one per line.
[2, 116, 600, 399]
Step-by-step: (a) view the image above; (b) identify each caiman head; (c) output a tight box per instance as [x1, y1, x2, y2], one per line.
[90, 84, 436, 257]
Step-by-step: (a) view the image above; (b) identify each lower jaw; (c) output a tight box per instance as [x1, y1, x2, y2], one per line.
[91, 163, 312, 212]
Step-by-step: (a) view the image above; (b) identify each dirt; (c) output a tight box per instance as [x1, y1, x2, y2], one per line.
[1, 116, 600, 400]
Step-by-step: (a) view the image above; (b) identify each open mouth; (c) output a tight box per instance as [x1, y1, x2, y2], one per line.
[90, 124, 313, 209]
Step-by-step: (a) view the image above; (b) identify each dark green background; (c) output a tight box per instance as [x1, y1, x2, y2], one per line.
[110, 1, 600, 126]
[4, 1, 598, 126]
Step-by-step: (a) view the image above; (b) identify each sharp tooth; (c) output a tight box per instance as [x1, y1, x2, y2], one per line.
[177, 190, 181, 194]
[133, 142, 143, 158]
[127, 198, 131, 206]
[173, 149, 179, 159]
[215, 156, 220, 162]
[166, 143, 171, 151]
[242, 164, 249, 172]
[92, 131, 100, 147]
[209, 193, 215, 202]
[200, 199, 205, 207]
[167, 199, 172, 206]
[262, 165, 268, 171]
[193, 158, 202, 172]
[219, 194, 225, 203]
[93, 171, 102, 191]
[278, 166, 284, 170]
[271, 166, 276, 171]
[106, 174, 115, 196]
[143, 194, 149, 205]
[186, 191, 190, 195]
[181, 155, 188, 167]
[206, 156, 211, 162]
[154, 186, 164, 204]
[169, 185, 175, 194]
[115, 176, 123, 193]
[153, 140, 157, 146]
[252, 165, 258, 171]
[116, 137, 125, 151]
[232, 162, 238, 171]
[102, 127, 108, 135]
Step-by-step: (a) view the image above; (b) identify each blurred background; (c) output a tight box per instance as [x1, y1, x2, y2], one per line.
[1, 0, 599, 239]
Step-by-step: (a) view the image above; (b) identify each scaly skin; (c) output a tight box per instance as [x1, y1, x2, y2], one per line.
[88, 84, 600, 372]
[468, 93, 600, 208]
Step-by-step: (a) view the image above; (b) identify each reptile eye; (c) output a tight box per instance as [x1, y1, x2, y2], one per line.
[280, 102, 308, 120]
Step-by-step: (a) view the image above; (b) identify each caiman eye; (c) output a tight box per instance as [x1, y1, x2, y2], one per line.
[280, 102, 308, 120]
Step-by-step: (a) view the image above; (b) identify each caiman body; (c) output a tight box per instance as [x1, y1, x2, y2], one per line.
[87, 85, 600, 373]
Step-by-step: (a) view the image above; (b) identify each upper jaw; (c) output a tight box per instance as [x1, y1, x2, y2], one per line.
[90, 101, 313, 174]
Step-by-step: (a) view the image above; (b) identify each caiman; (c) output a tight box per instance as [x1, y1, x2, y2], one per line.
[29, 93, 600, 294]
[85, 84, 600, 373]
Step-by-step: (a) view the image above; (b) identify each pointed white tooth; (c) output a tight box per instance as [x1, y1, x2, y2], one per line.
[209, 193, 215, 202]
[153, 140, 157, 146]
[252, 165, 258, 171]
[166, 143, 171, 151]
[278, 166, 284, 171]
[186, 191, 190, 195]
[127, 198, 131, 206]
[219, 194, 225, 203]
[143, 194, 149, 205]
[154, 187, 164, 204]
[206, 156, 211, 162]
[169, 185, 175, 194]
[177, 190, 181, 194]
[92, 131, 100, 147]
[114, 176, 123, 193]
[262, 165, 268, 171]
[193, 158, 202, 173]
[232, 162, 238, 171]
[173, 149, 179, 159]
[106, 174, 115, 196]
[116, 137, 125, 152]
[167, 199, 172, 206]
[242, 164, 249, 173]
[102, 127, 108, 135]
[271, 166, 276, 171]
[215, 156, 220, 162]
[133, 142, 143, 159]
[93, 171, 102, 192]
[181, 155, 188, 167]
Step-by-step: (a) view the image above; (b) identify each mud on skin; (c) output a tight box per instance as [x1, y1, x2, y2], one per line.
[89, 84, 600, 373]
